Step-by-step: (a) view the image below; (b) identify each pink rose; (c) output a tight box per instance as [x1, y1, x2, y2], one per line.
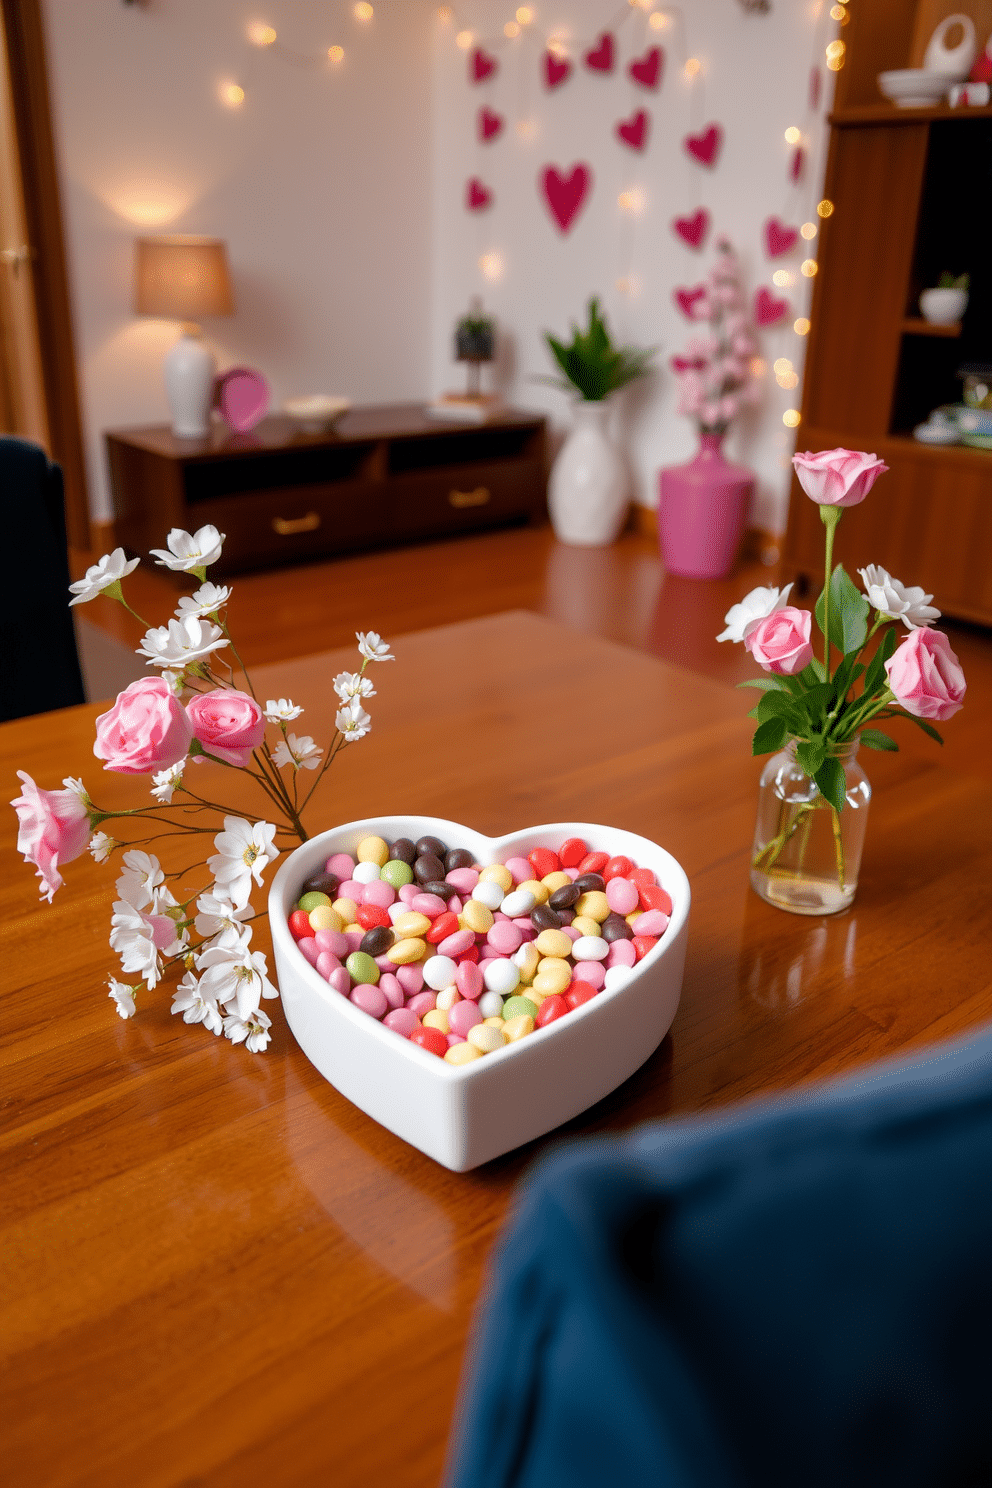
[186, 689, 265, 767]
[11, 772, 91, 902]
[744, 607, 814, 676]
[884, 628, 966, 722]
[94, 676, 193, 774]
[792, 448, 888, 507]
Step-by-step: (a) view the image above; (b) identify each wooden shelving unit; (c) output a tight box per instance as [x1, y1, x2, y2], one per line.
[899, 318, 962, 338]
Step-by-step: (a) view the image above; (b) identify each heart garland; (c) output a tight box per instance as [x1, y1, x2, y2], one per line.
[683, 124, 722, 167]
[764, 217, 799, 257]
[478, 106, 503, 142]
[467, 178, 492, 211]
[753, 287, 789, 326]
[673, 284, 708, 318]
[584, 32, 614, 72]
[628, 45, 663, 89]
[544, 49, 572, 89]
[790, 146, 805, 183]
[471, 48, 497, 83]
[541, 163, 592, 233]
[616, 109, 649, 151]
[672, 209, 710, 249]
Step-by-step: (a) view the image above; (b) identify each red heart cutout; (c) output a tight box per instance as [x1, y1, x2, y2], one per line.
[541, 163, 592, 233]
[672, 208, 710, 249]
[754, 287, 789, 326]
[684, 123, 722, 167]
[544, 50, 572, 89]
[471, 48, 497, 83]
[479, 107, 503, 142]
[466, 178, 492, 211]
[764, 216, 799, 257]
[790, 145, 805, 183]
[584, 32, 614, 72]
[673, 284, 707, 318]
[616, 109, 649, 151]
[629, 45, 663, 89]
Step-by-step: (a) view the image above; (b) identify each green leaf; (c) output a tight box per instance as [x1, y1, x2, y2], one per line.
[858, 729, 899, 751]
[799, 682, 835, 723]
[862, 625, 898, 698]
[899, 713, 945, 745]
[752, 716, 789, 756]
[756, 690, 797, 722]
[542, 298, 656, 400]
[815, 563, 869, 655]
[736, 677, 790, 692]
[796, 739, 826, 776]
[814, 755, 847, 812]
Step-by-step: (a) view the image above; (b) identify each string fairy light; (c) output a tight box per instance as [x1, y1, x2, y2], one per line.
[772, 269, 793, 288]
[219, 81, 245, 107]
[800, 258, 818, 277]
[353, 3, 374, 21]
[817, 199, 834, 217]
[328, 45, 344, 62]
[649, 10, 670, 28]
[794, 317, 811, 335]
[456, 29, 473, 48]
[784, 126, 801, 144]
[247, 22, 277, 47]
[800, 221, 817, 239]
[504, 20, 520, 36]
[783, 409, 801, 427]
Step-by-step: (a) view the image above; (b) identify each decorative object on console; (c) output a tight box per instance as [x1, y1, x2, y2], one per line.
[283, 395, 351, 433]
[541, 297, 656, 547]
[923, 11, 977, 78]
[720, 450, 967, 916]
[428, 300, 501, 422]
[215, 367, 269, 432]
[877, 69, 952, 107]
[919, 272, 970, 325]
[134, 236, 234, 439]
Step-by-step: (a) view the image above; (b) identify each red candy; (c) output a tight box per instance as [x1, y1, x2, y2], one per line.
[410, 1027, 447, 1057]
[528, 846, 561, 879]
[289, 910, 312, 940]
[565, 983, 598, 1010]
[535, 994, 569, 1027]
[631, 935, 658, 961]
[639, 884, 673, 915]
[578, 851, 609, 875]
[356, 904, 390, 930]
[457, 944, 480, 964]
[630, 866, 656, 892]
[426, 911, 460, 944]
[602, 855, 634, 882]
[558, 837, 589, 868]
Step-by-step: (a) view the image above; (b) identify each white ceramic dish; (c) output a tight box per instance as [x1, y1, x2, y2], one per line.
[283, 395, 351, 432]
[269, 816, 690, 1171]
[877, 69, 950, 107]
[919, 286, 968, 324]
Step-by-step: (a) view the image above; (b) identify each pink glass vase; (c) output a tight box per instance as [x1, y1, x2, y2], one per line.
[658, 431, 753, 579]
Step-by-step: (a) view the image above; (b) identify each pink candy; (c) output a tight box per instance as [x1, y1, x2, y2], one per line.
[487, 921, 522, 955]
[446, 867, 478, 893]
[407, 990, 436, 1018]
[298, 937, 321, 967]
[379, 972, 405, 1009]
[448, 999, 483, 1036]
[457, 960, 484, 999]
[351, 983, 387, 1018]
[396, 963, 424, 996]
[337, 879, 363, 902]
[363, 879, 396, 909]
[328, 967, 351, 995]
[607, 939, 637, 969]
[315, 928, 348, 957]
[632, 909, 670, 936]
[384, 1007, 419, 1036]
[316, 950, 342, 980]
[326, 852, 356, 879]
[605, 877, 639, 915]
[572, 961, 606, 989]
[438, 929, 475, 957]
[412, 892, 448, 916]
[504, 856, 532, 883]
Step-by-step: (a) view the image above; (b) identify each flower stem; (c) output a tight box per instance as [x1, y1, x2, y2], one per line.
[752, 801, 814, 873]
[819, 505, 842, 680]
[830, 805, 845, 889]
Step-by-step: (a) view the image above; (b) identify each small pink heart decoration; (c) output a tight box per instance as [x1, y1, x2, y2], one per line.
[672, 208, 710, 249]
[479, 106, 503, 142]
[764, 217, 799, 257]
[673, 284, 708, 319]
[629, 45, 663, 89]
[790, 145, 805, 183]
[671, 354, 706, 374]
[544, 50, 572, 89]
[584, 32, 614, 72]
[754, 287, 789, 326]
[809, 66, 821, 109]
[616, 109, 649, 151]
[471, 47, 497, 83]
[216, 367, 269, 432]
[541, 163, 592, 234]
[466, 178, 492, 211]
[684, 123, 722, 167]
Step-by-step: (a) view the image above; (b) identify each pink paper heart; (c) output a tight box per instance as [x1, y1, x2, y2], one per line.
[466, 178, 492, 210]
[684, 123, 722, 167]
[216, 367, 269, 433]
[790, 145, 805, 182]
[764, 217, 799, 257]
[541, 163, 592, 234]
[671, 354, 706, 374]
[584, 32, 614, 72]
[673, 284, 707, 318]
[672, 208, 710, 249]
[616, 108, 649, 151]
[471, 47, 497, 83]
[754, 287, 789, 326]
[479, 106, 503, 142]
[629, 45, 663, 89]
[544, 50, 572, 89]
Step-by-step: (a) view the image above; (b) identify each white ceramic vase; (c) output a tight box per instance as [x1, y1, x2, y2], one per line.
[548, 399, 629, 547]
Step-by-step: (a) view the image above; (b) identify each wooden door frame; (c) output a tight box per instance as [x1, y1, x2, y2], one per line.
[1, 0, 90, 549]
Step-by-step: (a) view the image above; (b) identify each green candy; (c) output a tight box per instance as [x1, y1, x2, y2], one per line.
[345, 951, 380, 985]
[298, 890, 332, 913]
[501, 994, 538, 1022]
[381, 858, 415, 888]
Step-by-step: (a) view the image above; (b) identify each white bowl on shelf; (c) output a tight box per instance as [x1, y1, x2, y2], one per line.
[877, 69, 950, 107]
[283, 395, 351, 433]
[919, 287, 968, 324]
[268, 816, 690, 1172]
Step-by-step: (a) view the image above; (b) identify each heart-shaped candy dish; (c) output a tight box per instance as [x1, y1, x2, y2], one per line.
[269, 818, 690, 1171]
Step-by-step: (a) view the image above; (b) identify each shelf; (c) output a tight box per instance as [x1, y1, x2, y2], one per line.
[900, 317, 962, 337]
[885, 431, 991, 462]
[830, 102, 992, 127]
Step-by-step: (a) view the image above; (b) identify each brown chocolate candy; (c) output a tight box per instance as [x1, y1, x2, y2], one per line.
[388, 838, 417, 865]
[601, 912, 634, 942]
[573, 872, 606, 894]
[413, 853, 445, 883]
[415, 835, 448, 860]
[548, 883, 581, 910]
[360, 926, 394, 957]
[531, 903, 562, 931]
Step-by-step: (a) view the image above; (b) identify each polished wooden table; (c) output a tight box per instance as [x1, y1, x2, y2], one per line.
[2, 612, 990, 1488]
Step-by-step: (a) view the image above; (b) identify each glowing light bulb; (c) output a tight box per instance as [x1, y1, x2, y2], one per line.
[784, 126, 801, 144]
[684, 57, 701, 78]
[794, 317, 811, 335]
[354, 2, 374, 20]
[618, 188, 645, 213]
[479, 251, 503, 281]
[825, 39, 845, 70]
[776, 370, 799, 389]
[516, 5, 534, 22]
[773, 358, 793, 375]
[247, 22, 276, 46]
[328, 44, 345, 61]
[504, 20, 520, 37]
[817, 199, 834, 217]
[801, 258, 818, 277]
[548, 36, 568, 56]
[219, 82, 245, 107]
[649, 10, 669, 27]
[516, 117, 536, 138]
[800, 221, 817, 240]
[783, 409, 801, 428]
[456, 29, 473, 48]
[772, 269, 793, 288]
[830, 3, 845, 17]
[437, 6, 453, 20]
[749, 357, 767, 378]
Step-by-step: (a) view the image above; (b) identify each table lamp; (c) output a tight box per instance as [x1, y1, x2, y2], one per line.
[134, 236, 234, 438]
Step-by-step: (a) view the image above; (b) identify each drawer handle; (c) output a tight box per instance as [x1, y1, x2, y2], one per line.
[272, 512, 321, 535]
[449, 486, 491, 509]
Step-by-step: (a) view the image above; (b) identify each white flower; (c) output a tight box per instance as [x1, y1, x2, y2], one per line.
[264, 697, 303, 722]
[194, 891, 255, 940]
[108, 979, 138, 1019]
[149, 525, 225, 572]
[62, 776, 90, 802]
[170, 971, 223, 1035]
[333, 671, 375, 702]
[222, 1007, 273, 1053]
[68, 548, 140, 606]
[198, 934, 278, 1020]
[90, 831, 116, 863]
[151, 761, 186, 803]
[356, 631, 393, 662]
[207, 817, 279, 910]
[161, 670, 185, 696]
[336, 702, 371, 741]
[115, 850, 165, 911]
[717, 584, 794, 644]
[858, 565, 941, 630]
[176, 582, 231, 619]
[272, 733, 323, 770]
[109, 899, 182, 989]
[137, 616, 229, 667]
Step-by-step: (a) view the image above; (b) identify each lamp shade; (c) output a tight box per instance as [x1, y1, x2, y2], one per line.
[134, 236, 234, 320]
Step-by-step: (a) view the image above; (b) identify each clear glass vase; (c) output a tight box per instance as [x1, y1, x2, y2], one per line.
[750, 740, 871, 915]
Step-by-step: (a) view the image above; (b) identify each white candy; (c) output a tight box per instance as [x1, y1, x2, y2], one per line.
[422, 954, 458, 991]
[500, 888, 536, 918]
[572, 935, 610, 962]
[387, 901, 408, 924]
[351, 861, 381, 884]
[603, 965, 632, 991]
[471, 880, 505, 911]
[483, 958, 520, 995]
[478, 990, 505, 1018]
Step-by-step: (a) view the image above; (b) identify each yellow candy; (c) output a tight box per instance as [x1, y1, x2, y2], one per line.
[332, 897, 358, 924]
[479, 863, 513, 892]
[502, 1014, 535, 1042]
[514, 942, 540, 983]
[308, 904, 343, 933]
[460, 900, 494, 934]
[468, 1024, 506, 1054]
[423, 1008, 449, 1034]
[572, 915, 602, 938]
[534, 928, 572, 959]
[541, 871, 571, 893]
[436, 985, 461, 1011]
[387, 937, 428, 964]
[356, 835, 389, 866]
[626, 911, 641, 926]
[517, 878, 549, 905]
[483, 1016, 506, 1029]
[343, 923, 363, 936]
[392, 911, 432, 939]
[533, 963, 572, 997]
[445, 1042, 482, 1065]
[575, 890, 610, 922]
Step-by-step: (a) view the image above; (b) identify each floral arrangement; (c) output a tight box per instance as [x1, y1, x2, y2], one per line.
[541, 296, 656, 402]
[671, 237, 760, 435]
[10, 526, 392, 1053]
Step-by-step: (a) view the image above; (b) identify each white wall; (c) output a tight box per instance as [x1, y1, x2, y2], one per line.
[430, 0, 836, 531]
[42, 0, 436, 522]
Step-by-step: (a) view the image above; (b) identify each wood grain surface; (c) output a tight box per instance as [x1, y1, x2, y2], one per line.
[2, 611, 990, 1488]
